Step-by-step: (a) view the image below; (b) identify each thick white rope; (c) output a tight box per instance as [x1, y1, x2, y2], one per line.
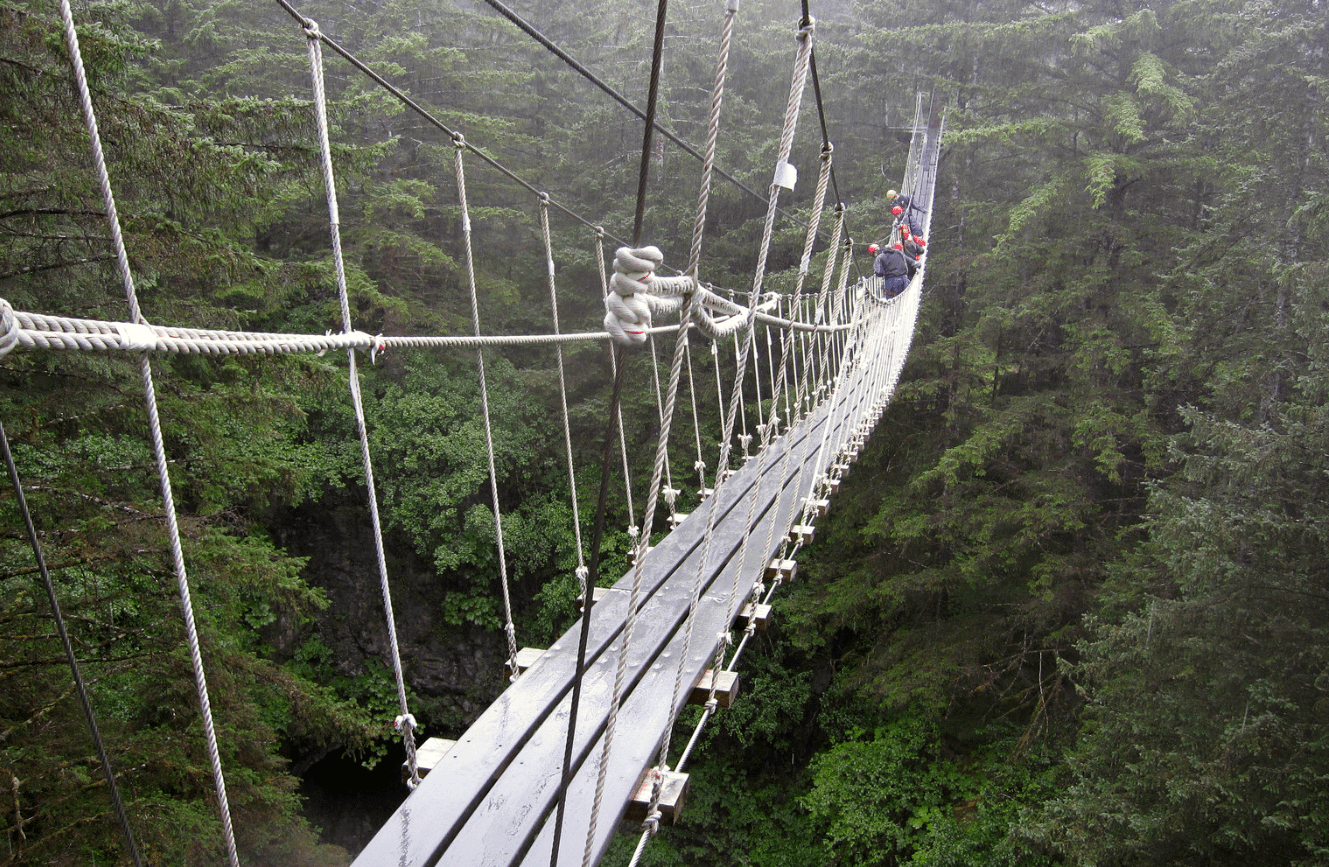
[453, 136, 521, 679]
[56, 3, 242, 861]
[303, 20, 422, 786]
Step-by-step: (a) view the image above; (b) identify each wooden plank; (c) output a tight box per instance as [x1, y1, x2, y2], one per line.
[402, 737, 456, 784]
[524, 350, 891, 867]
[350, 306, 913, 867]
[350, 388, 845, 867]
[575, 586, 611, 613]
[504, 647, 546, 679]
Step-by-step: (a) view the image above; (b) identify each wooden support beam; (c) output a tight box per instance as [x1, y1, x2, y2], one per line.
[789, 524, 815, 546]
[402, 737, 456, 784]
[804, 497, 829, 518]
[689, 669, 739, 708]
[503, 647, 545, 680]
[696, 487, 714, 503]
[738, 602, 773, 633]
[765, 557, 798, 581]
[574, 586, 610, 613]
[668, 511, 689, 529]
[628, 544, 655, 565]
[624, 770, 689, 825]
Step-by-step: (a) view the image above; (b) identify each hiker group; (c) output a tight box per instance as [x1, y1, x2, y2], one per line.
[870, 189, 926, 300]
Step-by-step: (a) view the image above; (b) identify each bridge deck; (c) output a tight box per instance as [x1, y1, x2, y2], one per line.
[351, 331, 887, 867]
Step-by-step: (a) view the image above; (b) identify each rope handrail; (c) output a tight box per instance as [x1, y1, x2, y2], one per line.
[0, 300, 858, 364]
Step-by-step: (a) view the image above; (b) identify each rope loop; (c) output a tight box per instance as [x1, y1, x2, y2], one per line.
[820, 141, 834, 159]
[301, 16, 320, 39]
[0, 300, 19, 360]
[452, 132, 466, 149]
[539, 191, 551, 205]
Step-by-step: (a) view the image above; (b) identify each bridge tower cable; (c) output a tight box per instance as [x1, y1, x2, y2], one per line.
[56, 1, 242, 861]
[0, 421, 144, 867]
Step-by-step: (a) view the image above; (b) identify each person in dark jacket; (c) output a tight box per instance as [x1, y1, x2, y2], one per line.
[873, 241, 911, 299]
[891, 194, 925, 236]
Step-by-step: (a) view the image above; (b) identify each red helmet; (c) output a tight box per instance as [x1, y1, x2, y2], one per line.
[900, 225, 911, 237]
[891, 205, 903, 216]
[868, 243, 880, 255]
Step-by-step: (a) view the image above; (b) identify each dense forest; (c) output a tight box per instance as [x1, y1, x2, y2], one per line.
[1, 0, 1327, 864]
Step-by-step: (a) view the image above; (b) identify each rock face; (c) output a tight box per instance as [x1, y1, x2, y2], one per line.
[268, 488, 508, 738]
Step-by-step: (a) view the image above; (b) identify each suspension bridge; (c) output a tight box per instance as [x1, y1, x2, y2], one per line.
[1, 1, 943, 865]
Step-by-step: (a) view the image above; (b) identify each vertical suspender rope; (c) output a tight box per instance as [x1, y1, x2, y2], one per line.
[628, 16, 813, 867]
[734, 327, 752, 461]
[753, 142, 835, 575]
[580, 1, 676, 863]
[302, 20, 423, 786]
[56, 3, 241, 862]
[684, 339, 707, 489]
[451, 135, 522, 680]
[540, 196, 589, 593]
[630, 0, 741, 844]
[0, 421, 144, 867]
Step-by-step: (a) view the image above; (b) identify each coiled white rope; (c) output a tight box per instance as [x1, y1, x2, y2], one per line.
[56, 0, 242, 861]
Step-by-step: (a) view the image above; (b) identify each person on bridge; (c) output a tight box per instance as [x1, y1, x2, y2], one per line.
[892, 194, 925, 236]
[872, 241, 911, 299]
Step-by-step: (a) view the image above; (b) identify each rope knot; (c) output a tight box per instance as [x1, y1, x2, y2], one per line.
[0, 299, 18, 360]
[575, 565, 589, 594]
[393, 713, 416, 733]
[452, 132, 466, 149]
[370, 334, 387, 364]
[301, 17, 320, 38]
